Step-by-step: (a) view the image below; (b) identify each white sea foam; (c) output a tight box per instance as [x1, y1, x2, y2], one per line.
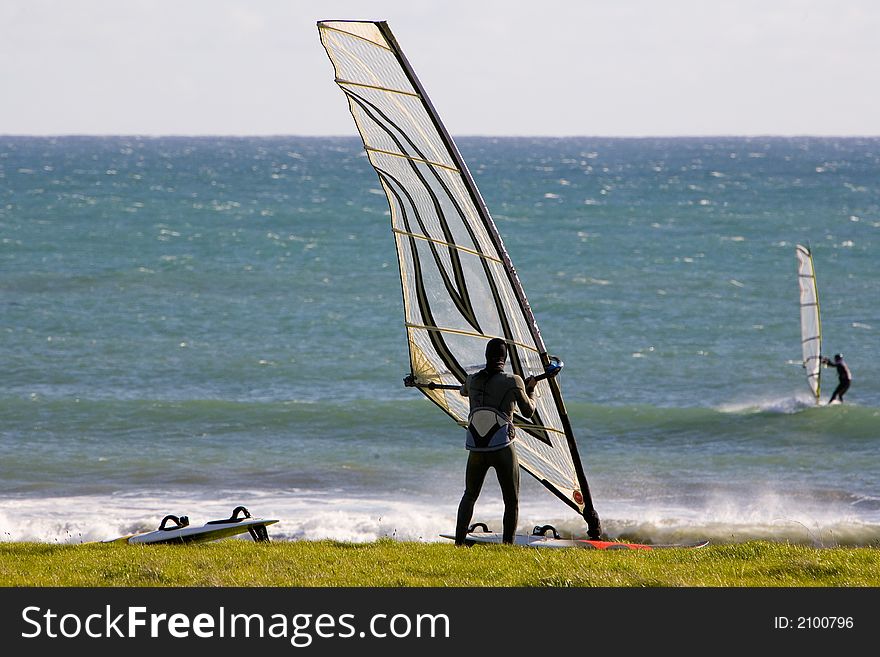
[3, 485, 878, 547]
[716, 394, 814, 414]
[0, 492, 456, 545]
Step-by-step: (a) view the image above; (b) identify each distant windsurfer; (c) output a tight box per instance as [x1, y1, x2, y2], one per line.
[821, 353, 852, 404]
[454, 338, 536, 545]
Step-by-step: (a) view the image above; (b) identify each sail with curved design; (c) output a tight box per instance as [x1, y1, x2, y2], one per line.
[318, 20, 599, 531]
[796, 244, 822, 403]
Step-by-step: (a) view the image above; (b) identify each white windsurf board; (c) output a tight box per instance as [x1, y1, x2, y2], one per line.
[441, 528, 708, 550]
[105, 507, 278, 545]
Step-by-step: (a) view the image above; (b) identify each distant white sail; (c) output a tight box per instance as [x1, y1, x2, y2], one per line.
[796, 244, 822, 403]
[318, 20, 599, 529]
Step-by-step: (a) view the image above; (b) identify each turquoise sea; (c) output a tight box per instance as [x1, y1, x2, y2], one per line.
[1, 135, 878, 546]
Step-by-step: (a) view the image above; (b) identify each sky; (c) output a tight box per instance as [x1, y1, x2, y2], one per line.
[2, 0, 879, 137]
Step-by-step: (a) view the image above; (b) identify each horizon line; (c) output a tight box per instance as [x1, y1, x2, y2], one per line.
[3, 133, 880, 140]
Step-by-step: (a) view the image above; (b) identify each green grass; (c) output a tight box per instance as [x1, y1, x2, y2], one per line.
[2, 539, 879, 587]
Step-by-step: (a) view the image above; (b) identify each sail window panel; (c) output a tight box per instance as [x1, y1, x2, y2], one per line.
[486, 263, 538, 351]
[406, 326, 470, 422]
[396, 233, 547, 385]
[441, 391, 470, 424]
[429, 166, 502, 258]
[378, 160, 434, 237]
[524, 399, 566, 442]
[519, 448, 576, 483]
[420, 165, 501, 256]
[411, 240, 535, 356]
[517, 387, 571, 458]
[344, 89, 456, 170]
[411, 161, 485, 250]
[522, 436, 578, 477]
[386, 190, 536, 361]
[349, 102, 416, 159]
[406, 237, 505, 338]
[321, 29, 415, 99]
[319, 21, 387, 49]
[322, 23, 454, 170]
[453, 252, 510, 338]
[518, 448, 577, 490]
[406, 325, 490, 389]
[370, 151, 479, 251]
[394, 232, 460, 331]
[521, 435, 576, 469]
[520, 467, 576, 500]
[529, 403, 565, 443]
[350, 130, 498, 263]
[441, 331, 496, 376]
[519, 432, 571, 471]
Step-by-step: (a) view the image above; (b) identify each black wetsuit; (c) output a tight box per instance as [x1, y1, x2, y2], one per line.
[454, 368, 535, 545]
[826, 358, 852, 403]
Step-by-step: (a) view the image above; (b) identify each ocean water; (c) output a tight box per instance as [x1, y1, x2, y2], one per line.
[1, 135, 878, 546]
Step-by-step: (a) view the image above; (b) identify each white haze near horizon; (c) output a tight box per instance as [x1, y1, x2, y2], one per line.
[1, 0, 879, 137]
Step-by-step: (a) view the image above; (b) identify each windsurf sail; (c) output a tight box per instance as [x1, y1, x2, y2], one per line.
[318, 20, 600, 533]
[796, 244, 822, 403]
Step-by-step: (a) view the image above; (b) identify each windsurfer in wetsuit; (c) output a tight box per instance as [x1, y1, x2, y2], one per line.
[454, 338, 537, 545]
[821, 353, 852, 404]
